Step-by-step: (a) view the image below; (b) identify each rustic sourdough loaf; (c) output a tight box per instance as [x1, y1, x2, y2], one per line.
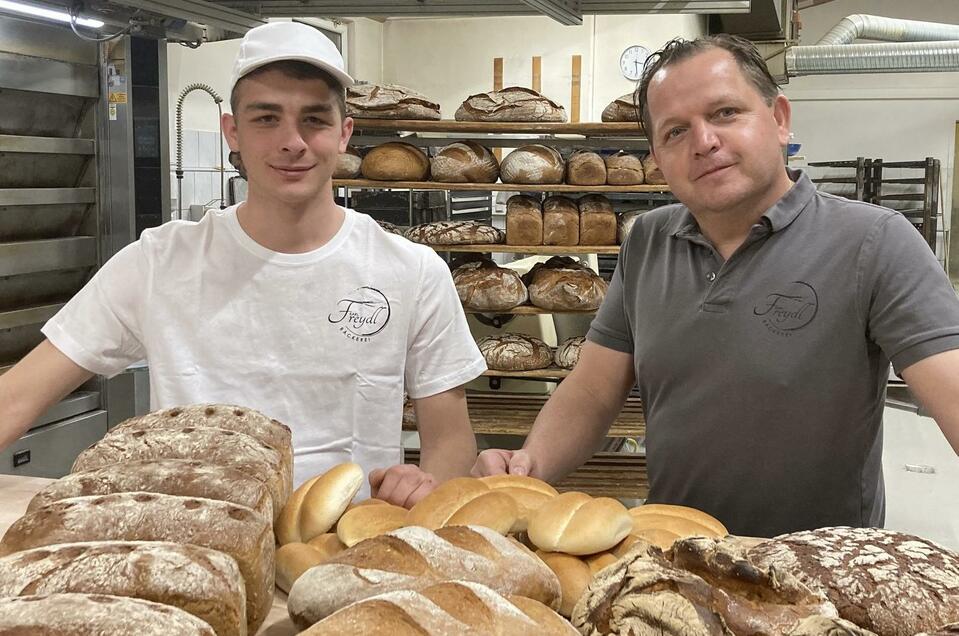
[405, 220, 504, 245]
[333, 147, 362, 179]
[578, 194, 617, 245]
[642, 153, 667, 184]
[347, 84, 441, 120]
[601, 93, 640, 123]
[431, 140, 499, 183]
[452, 259, 528, 312]
[361, 142, 430, 181]
[604, 151, 644, 185]
[455, 86, 566, 122]
[566, 150, 606, 186]
[523, 256, 607, 311]
[477, 334, 553, 372]
[554, 336, 585, 370]
[501, 145, 564, 184]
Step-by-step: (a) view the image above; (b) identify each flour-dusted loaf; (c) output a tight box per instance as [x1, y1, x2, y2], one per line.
[542, 196, 580, 246]
[523, 256, 608, 311]
[28, 458, 273, 522]
[333, 146, 362, 179]
[501, 145, 565, 185]
[452, 259, 528, 312]
[642, 153, 667, 185]
[566, 150, 606, 186]
[286, 524, 561, 627]
[604, 150, 645, 185]
[749, 527, 959, 636]
[0, 541, 246, 636]
[455, 86, 566, 122]
[578, 194, 617, 245]
[431, 140, 499, 183]
[554, 336, 585, 370]
[405, 220, 504, 245]
[361, 142, 430, 181]
[0, 492, 275, 633]
[506, 194, 543, 245]
[346, 84, 441, 120]
[601, 93, 641, 123]
[0, 593, 217, 635]
[477, 334, 553, 372]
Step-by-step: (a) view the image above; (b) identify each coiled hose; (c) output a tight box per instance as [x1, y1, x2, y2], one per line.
[175, 83, 224, 220]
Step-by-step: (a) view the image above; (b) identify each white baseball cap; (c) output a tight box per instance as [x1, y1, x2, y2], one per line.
[230, 21, 355, 92]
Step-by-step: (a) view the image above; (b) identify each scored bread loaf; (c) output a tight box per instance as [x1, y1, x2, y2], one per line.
[479, 475, 558, 533]
[506, 195, 543, 246]
[346, 84, 441, 120]
[477, 334, 554, 372]
[27, 458, 274, 521]
[286, 524, 562, 627]
[601, 93, 640, 123]
[535, 551, 593, 618]
[406, 477, 518, 534]
[0, 541, 246, 636]
[642, 153, 667, 185]
[277, 462, 363, 545]
[528, 491, 632, 555]
[452, 259, 528, 312]
[71, 427, 289, 521]
[566, 150, 606, 186]
[554, 336, 585, 370]
[455, 86, 566, 122]
[501, 145, 565, 185]
[578, 194, 617, 245]
[523, 257, 608, 311]
[336, 501, 409, 547]
[431, 141, 499, 183]
[604, 151, 645, 185]
[542, 196, 580, 246]
[0, 492, 274, 634]
[405, 220, 504, 245]
[301, 580, 577, 635]
[333, 147, 362, 179]
[0, 593, 217, 635]
[361, 142, 430, 181]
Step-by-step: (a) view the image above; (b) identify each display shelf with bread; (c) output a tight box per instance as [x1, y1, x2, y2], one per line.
[434, 243, 622, 255]
[334, 178, 668, 193]
[464, 304, 597, 315]
[350, 117, 645, 136]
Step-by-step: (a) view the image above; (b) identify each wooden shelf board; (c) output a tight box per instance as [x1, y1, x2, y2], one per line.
[334, 179, 668, 193]
[431, 244, 621, 255]
[482, 368, 570, 379]
[350, 118, 645, 136]
[464, 305, 596, 315]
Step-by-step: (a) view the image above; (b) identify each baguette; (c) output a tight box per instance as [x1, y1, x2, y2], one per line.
[528, 491, 632, 555]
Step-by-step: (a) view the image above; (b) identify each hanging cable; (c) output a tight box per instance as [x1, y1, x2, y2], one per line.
[175, 83, 225, 219]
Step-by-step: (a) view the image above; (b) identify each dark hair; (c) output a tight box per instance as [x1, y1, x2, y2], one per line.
[635, 34, 780, 147]
[230, 59, 347, 118]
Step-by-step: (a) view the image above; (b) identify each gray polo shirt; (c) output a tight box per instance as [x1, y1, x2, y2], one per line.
[588, 168, 959, 537]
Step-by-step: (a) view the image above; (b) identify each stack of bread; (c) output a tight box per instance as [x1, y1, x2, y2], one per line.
[506, 194, 619, 246]
[0, 403, 293, 635]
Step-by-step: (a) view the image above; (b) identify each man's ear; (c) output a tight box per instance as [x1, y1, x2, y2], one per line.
[222, 112, 239, 151]
[772, 94, 791, 147]
[339, 115, 354, 154]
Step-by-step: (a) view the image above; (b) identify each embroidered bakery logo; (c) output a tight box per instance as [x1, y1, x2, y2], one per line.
[328, 286, 391, 342]
[753, 281, 818, 337]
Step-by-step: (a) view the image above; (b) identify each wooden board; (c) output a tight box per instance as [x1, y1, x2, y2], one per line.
[349, 119, 646, 136]
[431, 244, 621, 255]
[334, 178, 668, 193]
[464, 304, 597, 315]
[482, 368, 570, 379]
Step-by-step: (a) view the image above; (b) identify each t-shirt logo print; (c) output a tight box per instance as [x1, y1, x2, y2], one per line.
[753, 280, 819, 336]
[328, 286, 391, 342]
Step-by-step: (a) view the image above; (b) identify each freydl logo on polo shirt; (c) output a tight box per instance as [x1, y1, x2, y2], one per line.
[753, 281, 819, 336]
[328, 286, 391, 342]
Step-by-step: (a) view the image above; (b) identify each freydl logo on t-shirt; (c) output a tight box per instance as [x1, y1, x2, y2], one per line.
[328, 286, 391, 342]
[753, 281, 818, 337]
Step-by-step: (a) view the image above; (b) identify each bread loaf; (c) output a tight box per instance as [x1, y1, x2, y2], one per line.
[479, 475, 558, 533]
[276, 543, 331, 594]
[301, 580, 577, 635]
[535, 551, 593, 618]
[788, 616, 879, 635]
[333, 147, 362, 179]
[523, 257, 608, 312]
[578, 194, 617, 245]
[0, 541, 246, 636]
[566, 150, 606, 186]
[455, 86, 566, 122]
[542, 196, 580, 246]
[0, 593, 216, 635]
[601, 93, 640, 123]
[336, 502, 409, 547]
[308, 532, 347, 556]
[361, 142, 430, 181]
[405, 220, 504, 245]
[347, 84, 441, 120]
[642, 153, 666, 185]
[554, 336, 585, 370]
[0, 492, 274, 633]
[407, 477, 518, 534]
[71, 427, 289, 521]
[28, 458, 273, 522]
[501, 145, 564, 185]
[506, 195, 543, 245]
[277, 462, 363, 545]
[477, 334, 553, 372]
[617, 210, 641, 243]
[452, 259, 528, 312]
[286, 524, 562, 627]
[749, 527, 959, 636]
[528, 491, 632, 555]
[431, 141, 499, 183]
[604, 151, 644, 185]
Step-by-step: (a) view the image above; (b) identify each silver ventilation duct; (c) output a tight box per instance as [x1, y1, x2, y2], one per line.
[816, 14, 959, 46]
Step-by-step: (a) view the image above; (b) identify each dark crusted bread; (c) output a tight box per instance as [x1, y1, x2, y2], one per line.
[477, 334, 553, 371]
[522, 256, 607, 311]
[605, 150, 645, 185]
[455, 86, 566, 122]
[601, 93, 640, 123]
[405, 220, 504, 245]
[506, 195, 543, 246]
[566, 150, 606, 186]
[452, 258, 528, 311]
[554, 336, 585, 370]
[347, 84, 441, 120]
[431, 140, 499, 183]
[501, 145, 565, 185]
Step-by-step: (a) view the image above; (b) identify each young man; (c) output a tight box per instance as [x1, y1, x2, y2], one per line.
[473, 35, 959, 537]
[0, 22, 486, 507]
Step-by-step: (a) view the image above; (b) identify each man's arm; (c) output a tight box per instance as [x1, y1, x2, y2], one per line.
[473, 341, 636, 481]
[900, 348, 959, 454]
[0, 340, 94, 449]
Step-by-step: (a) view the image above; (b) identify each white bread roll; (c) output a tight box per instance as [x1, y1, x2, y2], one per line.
[307, 532, 347, 555]
[445, 491, 519, 535]
[336, 502, 408, 547]
[628, 504, 728, 549]
[406, 477, 519, 534]
[528, 491, 632, 555]
[501, 145, 564, 184]
[584, 551, 618, 573]
[535, 550, 593, 618]
[276, 543, 330, 594]
[480, 475, 559, 533]
[361, 142, 429, 181]
[431, 140, 499, 183]
[277, 462, 364, 545]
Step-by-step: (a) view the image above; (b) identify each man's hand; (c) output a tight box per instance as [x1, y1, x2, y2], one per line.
[369, 464, 437, 509]
[470, 449, 534, 477]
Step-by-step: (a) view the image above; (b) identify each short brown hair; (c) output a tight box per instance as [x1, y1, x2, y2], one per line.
[230, 59, 347, 118]
[635, 34, 780, 147]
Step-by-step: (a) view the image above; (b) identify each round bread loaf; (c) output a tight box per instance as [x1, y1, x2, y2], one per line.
[336, 502, 409, 547]
[601, 93, 640, 123]
[455, 86, 566, 122]
[501, 145, 564, 184]
[506, 194, 543, 246]
[749, 527, 959, 636]
[406, 477, 519, 535]
[642, 153, 667, 185]
[617, 210, 642, 243]
[277, 462, 364, 545]
[535, 550, 593, 618]
[523, 256, 608, 311]
[346, 83, 441, 120]
[566, 150, 606, 186]
[431, 140, 499, 183]
[477, 334, 553, 372]
[333, 147, 362, 179]
[361, 142, 429, 181]
[605, 150, 645, 185]
[405, 220, 504, 245]
[555, 336, 585, 370]
[452, 259, 527, 312]
[528, 491, 632, 555]
[578, 194, 617, 245]
[542, 195, 580, 246]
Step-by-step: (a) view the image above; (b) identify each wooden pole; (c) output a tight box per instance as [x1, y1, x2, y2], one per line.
[532, 56, 542, 93]
[570, 55, 582, 124]
[493, 57, 504, 161]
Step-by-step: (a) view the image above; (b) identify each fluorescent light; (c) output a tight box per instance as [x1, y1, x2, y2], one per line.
[0, 0, 104, 27]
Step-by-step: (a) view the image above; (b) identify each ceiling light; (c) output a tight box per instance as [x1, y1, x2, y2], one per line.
[0, 0, 104, 27]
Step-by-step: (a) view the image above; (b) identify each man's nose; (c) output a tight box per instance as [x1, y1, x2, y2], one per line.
[279, 122, 308, 154]
[690, 120, 720, 157]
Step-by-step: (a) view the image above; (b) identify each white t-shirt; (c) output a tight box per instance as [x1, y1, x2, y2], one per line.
[43, 205, 486, 493]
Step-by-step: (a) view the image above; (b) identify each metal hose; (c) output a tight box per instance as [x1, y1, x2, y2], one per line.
[817, 14, 959, 46]
[175, 83, 224, 220]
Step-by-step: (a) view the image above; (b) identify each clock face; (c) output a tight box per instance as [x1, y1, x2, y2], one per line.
[620, 45, 651, 81]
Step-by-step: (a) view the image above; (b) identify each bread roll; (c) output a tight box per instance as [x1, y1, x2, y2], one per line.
[0, 492, 274, 633]
[405, 220, 504, 245]
[0, 541, 245, 636]
[28, 458, 274, 521]
[578, 194, 617, 245]
[333, 147, 362, 179]
[642, 154, 666, 185]
[554, 336, 585, 370]
[276, 543, 330, 594]
[584, 551, 618, 574]
[479, 475, 558, 497]
[406, 477, 518, 534]
[336, 502, 409, 547]
[604, 151, 644, 185]
[617, 210, 641, 243]
[501, 145, 564, 184]
[0, 593, 216, 635]
[566, 150, 606, 186]
[308, 532, 348, 556]
[455, 86, 566, 122]
[277, 462, 363, 545]
[480, 475, 558, 533]
[601, 93, 640, 123]
[542, 196, 579, 245]
[629, 504, 728, 539]
[523, 257, 608, 312]
[361, 142, 429, 181]
[287, 524, 562, 627]
[506, 195, 543, 245]
[535, 551, 593, 618]
[431, 140, 499, 183]
[346, 84, 441, 120]
[528, 491, 632, 555]
[477, 334, 553, 372]
[452, 259, 528, 312]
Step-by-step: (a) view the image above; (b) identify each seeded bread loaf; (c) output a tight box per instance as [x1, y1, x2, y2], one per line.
[566, 150, 606, 186]
[431, 141, 499, 183]
[455, 86, 566, 122]
[477, 334, 553, 372]
[542, 196, 580, 246]
[501, 145, 565, 185]
[506, 195, 544, 245]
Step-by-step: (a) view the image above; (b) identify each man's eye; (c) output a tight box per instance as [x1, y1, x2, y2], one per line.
[255, 115, 277, 123]
[717, 108, 737, 118]
[665, 127, 684, 140]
